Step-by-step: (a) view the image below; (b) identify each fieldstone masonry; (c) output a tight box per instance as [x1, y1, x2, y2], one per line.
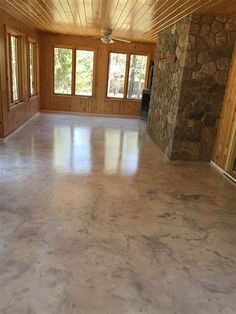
[148, 14, 236, 161]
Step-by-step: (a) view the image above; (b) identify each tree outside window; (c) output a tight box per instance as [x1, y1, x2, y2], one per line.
[54, 47, 95, 96]
[28, 42, 38, 96]
[54, 47, 73, 94]
[107, 53, 127, 98]
[127, 55, 147, 99]
[107, 52, 148, 100]
[75, 50, 94, 96]
[10, 35, 20, 102]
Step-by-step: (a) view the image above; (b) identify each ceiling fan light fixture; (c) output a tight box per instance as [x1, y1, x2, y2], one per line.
[100, 28, 129, 44]
[101, 36, 113, 44]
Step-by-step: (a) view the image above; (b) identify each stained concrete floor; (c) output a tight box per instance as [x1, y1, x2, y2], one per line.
[0, 113, 236, 314]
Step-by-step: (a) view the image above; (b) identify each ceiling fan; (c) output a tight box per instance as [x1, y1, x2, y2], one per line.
[99, 29, 131, 44]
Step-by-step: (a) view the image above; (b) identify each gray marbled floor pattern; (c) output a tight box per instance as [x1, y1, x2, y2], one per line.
[0, 113, 236, 314]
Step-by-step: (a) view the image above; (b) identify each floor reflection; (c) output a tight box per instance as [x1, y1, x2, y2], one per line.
[105, 129, 121, 174]
[53, 126, 140, 175]
[121, 131, 139, 174]
[54, 126, 91, 173]
[104, 128, 139, 175]
[73, 127, 91, 173]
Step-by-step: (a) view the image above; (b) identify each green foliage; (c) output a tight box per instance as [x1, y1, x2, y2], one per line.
[54, 48, 93, 95]
[54, 48, 72, 94]
[76, 51, 93, 95]
[128, 55, 147, 98]
[54, 48, 147, 99]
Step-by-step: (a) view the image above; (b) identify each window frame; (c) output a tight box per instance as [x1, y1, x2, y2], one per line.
[106, 52, 128, 100]
[6, 26, 24, 108]
[127, 54, 149, 100]
[106, 50, 150, 101]
[53, 45, 96, 98]
[75, 49, 95, 97]
[27, 37, 39, 98]
[53, 46, 73, 96]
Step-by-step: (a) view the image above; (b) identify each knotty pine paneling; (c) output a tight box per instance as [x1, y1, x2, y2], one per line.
[0, 0, 235, 43]
[0, 70, 3, 138]
[212, 46, 236, 170]
[40, 32, 155, 116]
[0, 8, 40, 138]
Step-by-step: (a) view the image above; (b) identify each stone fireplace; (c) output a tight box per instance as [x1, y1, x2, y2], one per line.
[148, 14, 236, 161]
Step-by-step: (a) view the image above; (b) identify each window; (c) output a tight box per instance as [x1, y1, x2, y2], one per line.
[127, 55, 147, 99]
[107, 53, 127, 98]
[54, 47, 95, 96]
[7, 28, 39, 108]
[107, 52, 148, 100]
[8, 34, 22, 104]
[76, 50, 94, 96]
[28, 41, 38, 96]
[54, 47, 73, 94]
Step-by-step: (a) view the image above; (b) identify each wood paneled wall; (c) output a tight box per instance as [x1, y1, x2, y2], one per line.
[39, 32, 155, 116]
[212, 46, 236, 170]
[0, 8, 40, 138]
[0, 70, 3, 138]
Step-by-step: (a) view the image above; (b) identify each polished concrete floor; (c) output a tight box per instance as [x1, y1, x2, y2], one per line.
[0, 113, 236, 314]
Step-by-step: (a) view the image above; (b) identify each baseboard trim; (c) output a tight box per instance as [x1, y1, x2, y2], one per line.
[210, 161, 236, 186]
[0, 112, 39, 143]
[40, 109, 141, 119]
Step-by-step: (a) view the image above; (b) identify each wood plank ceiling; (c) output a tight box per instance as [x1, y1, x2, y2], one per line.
[0, 0, 236, 43]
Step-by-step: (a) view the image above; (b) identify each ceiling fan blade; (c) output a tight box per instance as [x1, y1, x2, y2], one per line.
[111, 36, 131, 43]
[85, 36, 101, 39]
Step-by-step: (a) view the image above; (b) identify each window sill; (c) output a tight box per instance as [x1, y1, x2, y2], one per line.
[29, 94, 39, 100]
[9, 100, 24, 110]
[106, 97, 141, 102]
[53, 93, 95, 99]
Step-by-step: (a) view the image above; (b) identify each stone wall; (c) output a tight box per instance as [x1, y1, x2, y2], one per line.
[148, 14, 236, 161]
[148, 17, 190, 158]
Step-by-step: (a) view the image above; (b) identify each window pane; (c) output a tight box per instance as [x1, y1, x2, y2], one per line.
[107, 53, 127, 98]
[127, 55, 147, 99]
[10, 36, 20, 102]
[29, 42, 37, 96]
[54, 48, 72, 94]
[75, 50, 94, 96]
